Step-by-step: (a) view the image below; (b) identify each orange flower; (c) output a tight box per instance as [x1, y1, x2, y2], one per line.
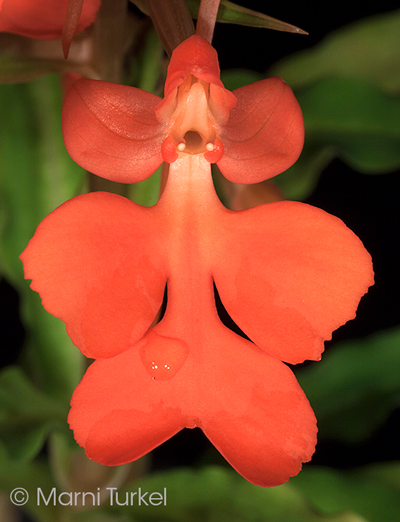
[20, 35, 374, 486]
[62, 35, 304, 183]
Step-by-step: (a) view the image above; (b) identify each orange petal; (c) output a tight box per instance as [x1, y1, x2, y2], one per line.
[0, 0, 100, 40]
[69, 316, 317, 486]
[62, 78, 164, 183]
[20, 192, 167, 358]
[68, 337, 187, 465]
[199, 326, 317, 487]
[217, 77, 304, 183]
[211, 201, 374, 364]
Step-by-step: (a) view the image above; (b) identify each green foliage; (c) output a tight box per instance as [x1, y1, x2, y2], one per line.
[277, 77, 400, 199]
[132, 0, 307, 34]
[198, 0, 307, 34]
[270, 9, 400, 95]
[0, 75, 85, 281]
[298, 77, 400, 173]
[0, 367, 67, 460]
[270, 9, 400, 199]
[296, 328, 400, 442]
[221, 69, 263, 91]
[0, 444, 60, 522]
[0, 77, 84, 400]
[105, 466, 360, 522]
[292, 463, 400, 522]
[222, 8, 400, 200]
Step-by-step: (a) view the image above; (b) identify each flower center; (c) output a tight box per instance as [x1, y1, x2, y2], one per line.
[159, 75, 224, 163]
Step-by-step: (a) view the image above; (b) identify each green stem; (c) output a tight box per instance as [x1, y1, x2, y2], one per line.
[137, 28, 164, 93]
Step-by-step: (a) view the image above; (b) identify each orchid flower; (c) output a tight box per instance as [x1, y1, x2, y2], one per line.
[20, 34, 374, 487]
[0, 0, 100, 56]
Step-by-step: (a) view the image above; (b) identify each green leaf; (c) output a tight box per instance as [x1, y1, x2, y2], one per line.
[73, 512, 130, 522]
[0, 76, 85, 281]
[221, 69, 263, 90]
[296, 77, 400, 173]
[274, 76, 400, 199]
[0, 443, 61, 522]
[212, 0, 307, 34]
[129, 165, 162, 207]
[296, 328, 400, 442]
[274, 146, 336, 201]
[0, 367, 67, 460]
[0, 76, 85, 397]
[266, 9, 400, 198]
[131, 0, 307, 34]
[270, 9, 400, 95]
[273, 75, 400, 202]
[292, 463, 400, 522]
[105, 466, 359, 522]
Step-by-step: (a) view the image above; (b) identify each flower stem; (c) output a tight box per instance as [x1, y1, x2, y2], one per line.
[92, 0, 129, 82]
[196, 0, 220, 42]
[147, 0, 195, 56]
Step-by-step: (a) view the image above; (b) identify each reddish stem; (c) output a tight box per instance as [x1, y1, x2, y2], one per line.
[147, 0, 195, 56]
[62, 0, 85, 59]
[196, 0, 220, 43]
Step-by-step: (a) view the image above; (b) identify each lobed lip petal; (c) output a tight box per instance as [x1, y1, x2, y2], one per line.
[199, 325, 317, 487]
[0, 0, 100, 40]
[20, 192, 167, 359]
[62, 78, 164, 183]
[69, 315, 317, 486]
[211, 201, 374, 364]
[68, 337, 187, 466]
[217, 77, 305, 183]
